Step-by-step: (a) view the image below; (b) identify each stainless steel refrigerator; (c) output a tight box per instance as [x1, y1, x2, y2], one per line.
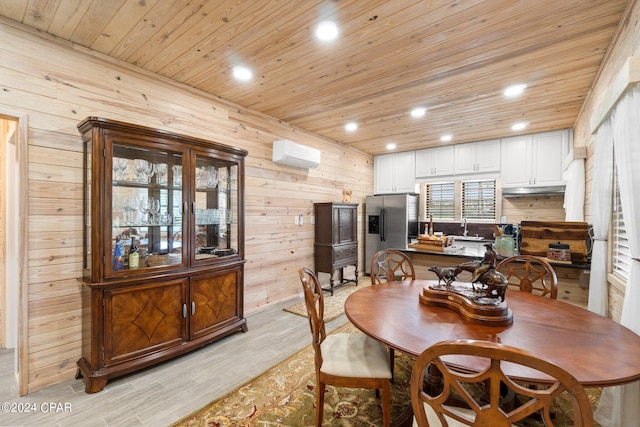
[365, 193, 419, 274]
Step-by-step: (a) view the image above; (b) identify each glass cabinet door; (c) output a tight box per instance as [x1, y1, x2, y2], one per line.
[109, 143, 184, 275]
[193, 152, 239, 263]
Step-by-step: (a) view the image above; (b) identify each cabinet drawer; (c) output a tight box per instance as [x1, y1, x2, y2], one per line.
[334, 244, 357, 266]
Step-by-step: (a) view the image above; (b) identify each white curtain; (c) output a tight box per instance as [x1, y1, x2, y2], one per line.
[587, 118, 613, 315]
[563, 159, 585, 221]
[594, 84, 640, 427]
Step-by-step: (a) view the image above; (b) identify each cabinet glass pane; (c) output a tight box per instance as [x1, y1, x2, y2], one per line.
[110, 144, 184, 273]
[194, 154, 239, 261]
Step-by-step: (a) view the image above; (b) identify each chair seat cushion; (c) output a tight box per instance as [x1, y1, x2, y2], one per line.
[320, 333, 392, 379]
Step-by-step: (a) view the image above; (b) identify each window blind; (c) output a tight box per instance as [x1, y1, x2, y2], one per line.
[424, 182, 455, 220]
[612, 168, 630, 280]
[462, 180, 496, 221]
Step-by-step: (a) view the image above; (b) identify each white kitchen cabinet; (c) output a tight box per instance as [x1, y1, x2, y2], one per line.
[532, 130, 570, 186]
[454, 139, 500, 174]
[500, 130, 569, 188]
[374, 151, 416, 194]
[415, 146, 454, 178]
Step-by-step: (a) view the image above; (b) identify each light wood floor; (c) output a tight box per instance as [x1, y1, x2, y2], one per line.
[0, 274, 590, 427]
[0, 297, 347, 427]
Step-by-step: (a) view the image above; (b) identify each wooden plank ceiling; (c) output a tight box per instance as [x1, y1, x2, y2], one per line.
[0, 0, 629, 155]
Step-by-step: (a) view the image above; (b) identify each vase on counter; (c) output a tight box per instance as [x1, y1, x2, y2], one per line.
[496, 235, 515, 257]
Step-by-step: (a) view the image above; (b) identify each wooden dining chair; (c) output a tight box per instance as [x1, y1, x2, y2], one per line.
[370, 249, 416, 285]
[369, 248, 416, 380]
[411, 339, 594, 427]
[496, 255, 559, 299]
[298, 267, 393, 427]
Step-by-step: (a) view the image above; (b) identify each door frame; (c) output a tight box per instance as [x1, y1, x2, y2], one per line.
[1, 111, 28, 396]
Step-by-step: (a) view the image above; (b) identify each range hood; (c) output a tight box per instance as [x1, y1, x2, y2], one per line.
[502, 185, 566, 197]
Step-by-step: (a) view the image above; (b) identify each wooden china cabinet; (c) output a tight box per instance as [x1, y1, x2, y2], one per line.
[76, 117, 248, 393]
[314, 202, 359, 295]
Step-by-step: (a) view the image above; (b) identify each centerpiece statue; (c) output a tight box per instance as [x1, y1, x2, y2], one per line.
[428, 243, 508, 302]
[421, 243, 512, 326]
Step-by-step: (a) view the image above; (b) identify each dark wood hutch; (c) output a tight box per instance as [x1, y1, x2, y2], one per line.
[313, 202, 359, 294]
[76, 117, 247, 393]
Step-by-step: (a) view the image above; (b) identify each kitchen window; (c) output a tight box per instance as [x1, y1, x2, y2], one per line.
[422, 179, 497, 222]
[612, 167, 630, 280]
[462, 180, 496, 221]
[424, 182, 455, 221]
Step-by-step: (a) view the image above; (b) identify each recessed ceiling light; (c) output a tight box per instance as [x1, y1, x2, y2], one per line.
[386, 142, 397, 150]
[410, 107, 427, 118]
[511, 121, 529, 131]
[345, 121, 358, 132]
[504, 83, 527, 97]
[232, 66, 252, 81]
[315, 20, 339, 41]
[440, 134, 453, 142]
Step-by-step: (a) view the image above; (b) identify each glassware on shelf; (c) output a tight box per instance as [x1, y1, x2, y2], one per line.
[172, 165, 182, 186]
[194, 208, 225, 224]
[207, 167, 218, 188]
[196, 166, 218, 188]
[134, 159, 147, 183]
[195, 209, 204, 224]
[195, 167, 203, 188]
[126, 196, 139, 225]
[113, 157, 129, 181]
[117, 196, 131, 225]
[134, 159, 155, 183]
[139, 196, 150, 224]
[148, 197, 160, 224]
[112, 158, 121, 181]
[160, 212, 173, 225]
[218, 167, 228, 186]
[118, 158, 129, 180]
[154, 163, 168, 185]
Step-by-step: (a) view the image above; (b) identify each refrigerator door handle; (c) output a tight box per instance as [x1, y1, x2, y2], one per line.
[380, 208, 386, 242]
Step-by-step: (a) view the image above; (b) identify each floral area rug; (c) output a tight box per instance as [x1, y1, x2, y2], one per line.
[171, 321, 601, 427]
[283, 279, 370, 322]
[171, 322, 412, 427]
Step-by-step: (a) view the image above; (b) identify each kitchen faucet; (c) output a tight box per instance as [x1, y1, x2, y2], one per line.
[461, 217, 468, 237]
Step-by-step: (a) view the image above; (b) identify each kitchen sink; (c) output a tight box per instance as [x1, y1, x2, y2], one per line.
[450, 235, 485, 241]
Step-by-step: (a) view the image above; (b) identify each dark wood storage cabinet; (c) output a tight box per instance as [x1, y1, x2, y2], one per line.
[77, 117, 247, 393]
[314, 202, 359, 294]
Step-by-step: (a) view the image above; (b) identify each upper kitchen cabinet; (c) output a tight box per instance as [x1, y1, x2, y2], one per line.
[500, 130, 570, 188]
[415, 146, 455, 178]
[454, 139, 501, 175]
[374, 151, 416, 194]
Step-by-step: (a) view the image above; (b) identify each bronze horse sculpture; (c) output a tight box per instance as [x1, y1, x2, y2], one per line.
[457, 260, 508, 302]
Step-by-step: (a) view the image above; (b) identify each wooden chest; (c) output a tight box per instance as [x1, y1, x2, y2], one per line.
[519, 221, 590, 264]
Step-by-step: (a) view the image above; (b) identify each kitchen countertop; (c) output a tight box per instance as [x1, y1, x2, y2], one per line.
[404, 245, 485, 258]
[402, 245, 591, 270]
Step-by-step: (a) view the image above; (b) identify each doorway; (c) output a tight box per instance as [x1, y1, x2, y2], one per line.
[1, 114, 26, 396]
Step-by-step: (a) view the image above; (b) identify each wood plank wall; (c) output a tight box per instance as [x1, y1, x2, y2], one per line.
[573, 1, 640, 322]
[0, 19, 373, 393]
[501, 195, 566, 224]
[0, 0, 637, 393]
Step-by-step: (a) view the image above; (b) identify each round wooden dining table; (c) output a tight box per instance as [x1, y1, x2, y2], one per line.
[344, 280, 640, 387]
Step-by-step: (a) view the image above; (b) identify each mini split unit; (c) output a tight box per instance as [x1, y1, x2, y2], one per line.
[272, 139, 321, 169]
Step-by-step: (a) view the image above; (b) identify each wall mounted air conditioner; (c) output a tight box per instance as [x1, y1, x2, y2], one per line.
[272, 139, 321, 169]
